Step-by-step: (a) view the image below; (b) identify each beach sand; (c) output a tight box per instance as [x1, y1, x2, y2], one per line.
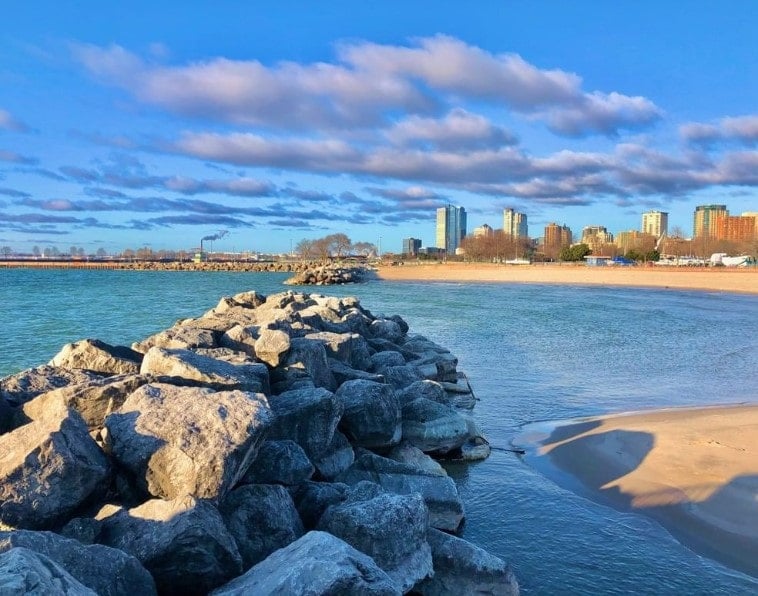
[534, 405, 758, 577]
[376, 263, 758, 294]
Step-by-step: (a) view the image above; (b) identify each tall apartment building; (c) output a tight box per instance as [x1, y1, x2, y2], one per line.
[713, 214, 757, 242]
[436, 205, 467, 254]
[693, 204, 728, 238]
[503, 208, 528, 238]
[472, 224, 494, 237]
[581, 226, 614, 244]
[641, 210, 668, 237]
[543, 223, 572, 256]
[402, 237, 422, 257]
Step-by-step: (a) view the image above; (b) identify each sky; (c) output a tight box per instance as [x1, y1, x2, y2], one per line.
[1, 1, 756, 255]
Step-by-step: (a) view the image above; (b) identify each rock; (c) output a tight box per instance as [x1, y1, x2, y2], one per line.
[210, 531, 399, 596]
[382, 365, 423, 390]
[304, 331, 373, 370]
[458, 435, 493, 461]
[439, 373, 477, 409]
[18, 374, 149, 431]
[0, 396, 12, 434]
[49, 339, 142, 376]
[370, 319, 404, 343]
[0, 547, 96, 595]
[311, 430, 355, 479]
[386, 442, 447, 476]
[267, 386, 342, 460]
[98, 496, 242, 595]
[396, 380, 448, 407]
[337, 450, 465, 532]
[139, 347, 269, 393]
[192, 347, 255, 364]
[219, 484, 304, 569]
[0, 365, 101, 407]
[329, 359, 385, 386]
[275, 337, 337, 391]
[336, 380, 401, 449]
[412, 352, 458, 383]
[292, 481, 349, 530]
[230, 290, 266, 308]
[370, 350, 407, 371]
[417, 528, 519, 596]
[219, 325, 259, 358]
[240, 440, 314, 486]
[104, 383, 272, 501]
[318, 485, 433, 592]
[131, 325, 218, 354]
[254, 328, 291, 367]
[401, 398, 470, 454]
[0, 402, 109, 529]
[0, 530, 157, 596]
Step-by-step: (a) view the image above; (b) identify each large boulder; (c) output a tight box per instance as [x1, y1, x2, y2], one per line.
[369, 319, 404, 343]
[266, 386, 342, 460]
[386, 442, 447, 476]
[219, 484, 304, 569]
[131, 325, 218, 354]
[254, 328, 291, 367]
[210, 531, 399, 596]
[0, 547, 96, 595]
[304, 331, 372, 370]
[49, 339, 142, 376]
[417, 528, 520, 596]
[0, 402, 109, 529]
[104, 383, 272, 501]
[292, 481, 349, 530]
[412, 352, 458, 383]
[370, 351, 407, 372]
[139, 347, 269, 393]
[274, 337, 337, 391]
[336, 380, 402, 449]
[396, 380, 448, 407]
[401, 398, 470, 454]
[219, 325, 259, 358]
[381, 365, 423, 390]
[98, 496, 242, 595]
[329, 359, 385, 386]
[318, 483, 433, 593]
[0, 365, 101, 407]
[0, 396, 12, 434]
[312, 430, 355, 479]
[239, 440, 314, 486]
[0, 530, 156, 596]
[18, 373, 149, 431]
[337, 450, 465, 532]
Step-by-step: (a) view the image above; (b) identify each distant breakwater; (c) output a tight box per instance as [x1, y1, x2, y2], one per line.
[0, 259, 356, 273]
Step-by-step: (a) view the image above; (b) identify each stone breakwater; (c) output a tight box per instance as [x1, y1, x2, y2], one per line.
[284, 265, 370, 285]
[0, 291, 518, 595]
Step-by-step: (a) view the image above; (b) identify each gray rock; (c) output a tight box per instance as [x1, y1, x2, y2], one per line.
[0, 530, 156, 596]
[0, 401, 109, 529]
[382, 365, 423, 390]
[219, 484, 304, 569]
[458, 436, 493, 461]
[104, 383, 272, 501]
[0, 396, 12, 434]
[276, 337, 337, 391]
[139, 347, 269, 393]
[336, 450, 465, 532]
[230, 290, 266, 308]
[98, 496, 242, 595]
[439, 373, 477, 409]
[312, 430, 355, 479]
[254, 328, 291, 367]
[387, 314, 409, 334]
[329, 359, 385, 386]
[131, 325, 218, 354]
[240, 440, 314, 486]
[304, 331, 373, 370]
[0, 547, 96, 595]
[49, 339, 142, 376]
[417, 528, 519, 596]
[18, 374, 149, 432]
[412, 352, 459, 383]
[0, 365, 101, 407]
[192, 347, 255, 364]
[219, 325, 259, 358]
[370, 319, 404, 342]
[318, 486, 432, 592]
[386, 442, 447, 476]
[401, 398, 470, 454]
[210, 531, 399, 596]
[396, 380, 448, 407]
[292, 481, 349, 530]
[336, 380, 401, 449]
[370, 350, 407, 371]
[267, 386, 342, 460]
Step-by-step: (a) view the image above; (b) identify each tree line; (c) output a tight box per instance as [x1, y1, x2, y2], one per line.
[295, 234, 376, 261]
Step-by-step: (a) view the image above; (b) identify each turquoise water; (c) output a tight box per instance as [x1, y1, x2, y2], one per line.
[2, 268, 757, 594]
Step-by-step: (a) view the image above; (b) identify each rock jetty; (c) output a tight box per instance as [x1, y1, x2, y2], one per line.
[0, 291, 517, 595]
[284, 265, 370, 285]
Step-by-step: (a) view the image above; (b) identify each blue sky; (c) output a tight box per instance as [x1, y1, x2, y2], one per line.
[1, 1, 756, 255]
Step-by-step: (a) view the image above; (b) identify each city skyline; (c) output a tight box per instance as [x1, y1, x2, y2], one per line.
[1, 2, 757, 254]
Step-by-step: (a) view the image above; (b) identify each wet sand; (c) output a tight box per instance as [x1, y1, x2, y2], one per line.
[376, 263, 758, 294]
[533, 405, 758, 577]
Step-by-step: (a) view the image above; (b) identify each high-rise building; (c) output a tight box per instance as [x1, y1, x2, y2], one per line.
[436, 205, 467, 253]
[543, 223, 572, 258]
[713, 214, 757, 242]
[402, 237, 422, 256]
[581, 226, 614, 254]
[641, 210, 668, 237]
[503, 208, 528, 238]
[693, 204, 728, 238]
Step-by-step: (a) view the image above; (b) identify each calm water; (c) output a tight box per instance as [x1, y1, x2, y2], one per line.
[2, 268, 757, 594]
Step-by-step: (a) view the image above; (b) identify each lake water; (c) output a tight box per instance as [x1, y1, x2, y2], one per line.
[1, 268, 757, 594]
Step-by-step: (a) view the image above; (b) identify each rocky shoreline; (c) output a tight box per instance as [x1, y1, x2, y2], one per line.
[0, 290, 518, 595]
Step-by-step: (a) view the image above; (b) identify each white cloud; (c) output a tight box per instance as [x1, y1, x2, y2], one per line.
[386, 109, 517, 149]
[680, 114, 758, 146]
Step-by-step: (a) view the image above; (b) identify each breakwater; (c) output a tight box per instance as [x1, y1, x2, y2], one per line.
[0, 290, 518, 595]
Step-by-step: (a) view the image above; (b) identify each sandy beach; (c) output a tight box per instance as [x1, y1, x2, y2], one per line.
[533, 404, 758, 577]
[376, 263, 758, 294]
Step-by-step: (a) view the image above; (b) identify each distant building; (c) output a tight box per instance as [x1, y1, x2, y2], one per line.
[580, 226, 615, 255]
[543, 223, 572, 257]
[436, 205, 467, 254]
[503, 208, 528, 238]
[418, 246, 444, 257]
[402, 237, 422, 256]
[472, 224, 494, 237]
[693, 204, 728, 238]
[713, 214, 757, 242]
[641, 210, 668, 238]
[616, 231, 657, 254]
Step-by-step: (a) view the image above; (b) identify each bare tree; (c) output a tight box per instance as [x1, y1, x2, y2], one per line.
[0, 246, 12, 258]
